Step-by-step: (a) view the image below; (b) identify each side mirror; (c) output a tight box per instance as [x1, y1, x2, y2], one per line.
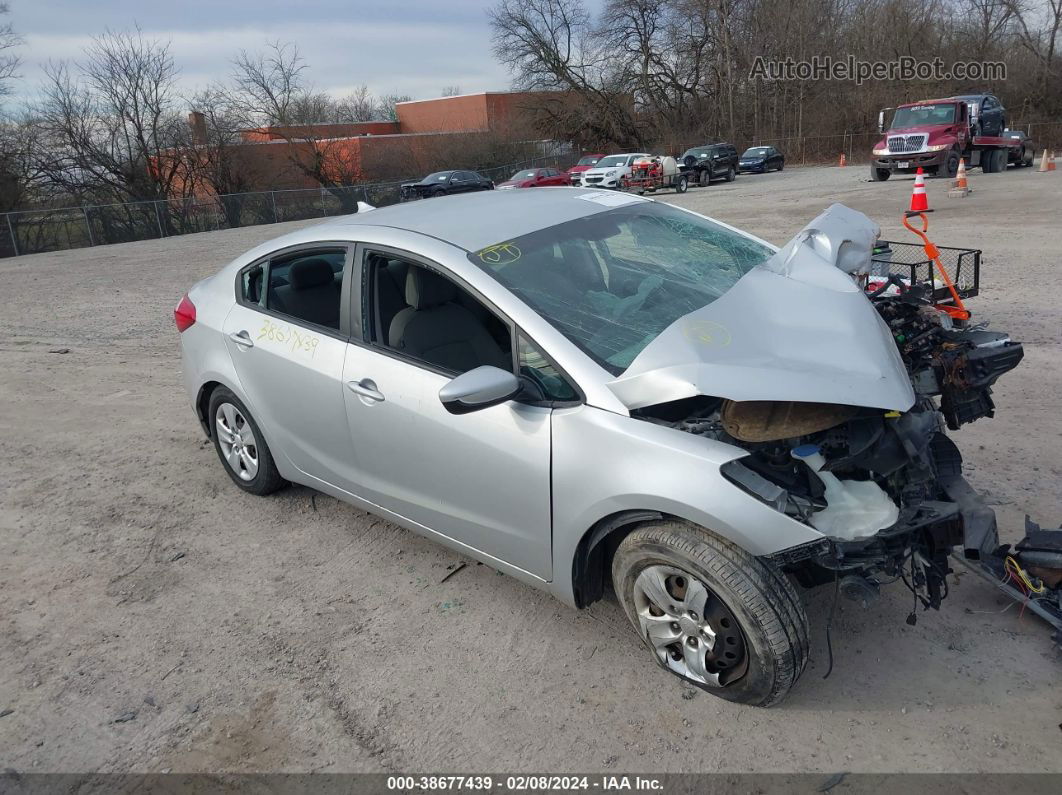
[877, 110, 884, 133]
[439, 366, 521, 415]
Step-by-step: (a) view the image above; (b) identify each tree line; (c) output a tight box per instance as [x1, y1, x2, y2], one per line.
[489, 0, 1062, 150]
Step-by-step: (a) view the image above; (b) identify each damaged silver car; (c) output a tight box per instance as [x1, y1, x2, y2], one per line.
[176, 189, 1032, 707]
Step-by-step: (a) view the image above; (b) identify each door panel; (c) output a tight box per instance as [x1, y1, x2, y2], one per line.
[341, 344, 553, 579]
[223, 304, 355, 483]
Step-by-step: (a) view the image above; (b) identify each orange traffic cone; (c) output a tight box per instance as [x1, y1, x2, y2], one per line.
[948, 158, 970, 198]
[1050, 150, 1057, 171]
[1038, 149, 1049, 172]
[909, 167, 930, 213]
[839, 153, 846, 167]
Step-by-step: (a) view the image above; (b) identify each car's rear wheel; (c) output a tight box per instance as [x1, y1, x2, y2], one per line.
[209, 387, 286, 496]
[612, 520, 809, 707]
[725, 166, 736, 182]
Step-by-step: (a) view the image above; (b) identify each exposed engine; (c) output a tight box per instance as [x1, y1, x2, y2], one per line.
[635, 284, 1027, 617]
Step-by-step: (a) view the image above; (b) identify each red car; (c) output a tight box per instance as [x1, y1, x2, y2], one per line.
[495, 167, 571, 189]
[565, 153, 605, 183]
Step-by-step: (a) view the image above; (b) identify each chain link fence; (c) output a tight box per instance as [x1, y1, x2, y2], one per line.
[0, 152, 580, 259]
[4, 122, 1060, 260]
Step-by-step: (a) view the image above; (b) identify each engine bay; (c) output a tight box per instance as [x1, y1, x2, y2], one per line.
[635, 281, 1062, 634]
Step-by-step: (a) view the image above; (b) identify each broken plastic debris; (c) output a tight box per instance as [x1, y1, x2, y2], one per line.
[791, 444, 899, 540]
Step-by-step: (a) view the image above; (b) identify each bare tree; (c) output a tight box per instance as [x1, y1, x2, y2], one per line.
[442, 85, 463, 96]
[490, 0, 648, 148]
[336, 84, 381, 121]
[378, 92, 413, 120]
[0, 2, 22, 101]
[34, 28, 190, 235]
[230, 40, 308, 126]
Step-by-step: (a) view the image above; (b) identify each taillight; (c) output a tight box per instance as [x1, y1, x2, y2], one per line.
[174, 294, 196, 332]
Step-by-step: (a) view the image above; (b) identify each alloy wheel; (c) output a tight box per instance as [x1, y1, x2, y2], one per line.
[215, 402, 259, 481]
[632, 564, 747, 686]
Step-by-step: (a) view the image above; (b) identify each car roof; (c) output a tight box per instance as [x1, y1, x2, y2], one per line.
[327, 187, 649, 253]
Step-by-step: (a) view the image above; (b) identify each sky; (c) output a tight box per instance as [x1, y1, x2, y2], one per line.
[4, 0, 558, 105]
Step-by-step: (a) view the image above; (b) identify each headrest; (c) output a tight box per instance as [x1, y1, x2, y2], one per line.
[289, 258, 335, 290]
[405, 267, 458, 309]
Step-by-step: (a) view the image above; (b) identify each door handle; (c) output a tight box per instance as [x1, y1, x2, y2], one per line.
[346, 379, 385, 403]
[229, 330, 254, 348]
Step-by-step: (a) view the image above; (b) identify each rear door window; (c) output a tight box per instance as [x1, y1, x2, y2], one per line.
[264, 249, 346, 331]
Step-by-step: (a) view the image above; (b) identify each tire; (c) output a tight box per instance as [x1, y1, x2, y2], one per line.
[683, 154, 696, 168]
[675, 175, 688, 194]
[725, 166, 736, 182]
[870, 166, 891, 181]
[982, 148, 1003, 173]
[777, 160, 784, 171]
[944, 151, 960, 178]
[208, 387, 286, 496]
[430, 187, 446, 198]
[611, 520, 809, 707]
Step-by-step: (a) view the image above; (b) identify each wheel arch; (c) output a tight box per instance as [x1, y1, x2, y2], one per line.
[571, 509, 664, 608]
[194, 374, 252, 440]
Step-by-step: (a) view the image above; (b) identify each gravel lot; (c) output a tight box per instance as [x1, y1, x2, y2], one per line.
[1, 164, 1060, 775]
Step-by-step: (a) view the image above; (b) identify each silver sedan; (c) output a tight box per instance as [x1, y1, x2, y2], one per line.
[176, 189, 1013, 706]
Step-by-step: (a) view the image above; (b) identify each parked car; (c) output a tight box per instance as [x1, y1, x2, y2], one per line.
[679, 143, 739, 182]
[738, 146, 785, 173]
[496, 167, 571, 189]
[176, 191, 1023, 707]
[400, 170, 493, 200]
[566, 153, 605, 183]
[1004, 129, 1036, 167]
[953, 93, 1007, 138]
[575, 153, 651, 188]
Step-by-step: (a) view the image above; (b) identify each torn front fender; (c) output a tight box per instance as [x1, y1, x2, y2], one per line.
[607, 204, 915, 412]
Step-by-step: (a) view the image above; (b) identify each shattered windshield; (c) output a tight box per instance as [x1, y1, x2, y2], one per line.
[469, 202, 773, 374]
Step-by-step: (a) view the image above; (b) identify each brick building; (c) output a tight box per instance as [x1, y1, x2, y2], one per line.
[169, 91, 560, 197]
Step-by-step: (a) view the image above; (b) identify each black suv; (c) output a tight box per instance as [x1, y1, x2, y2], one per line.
[952, 94, 1007, 138]
[679, 143, 739, 182]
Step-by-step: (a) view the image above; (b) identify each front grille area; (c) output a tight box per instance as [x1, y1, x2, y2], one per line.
[887, 134, 928, 154]
[584, 176, 604, 184]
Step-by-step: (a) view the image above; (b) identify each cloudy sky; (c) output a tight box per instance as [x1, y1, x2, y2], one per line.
[5, 0, 581, 104]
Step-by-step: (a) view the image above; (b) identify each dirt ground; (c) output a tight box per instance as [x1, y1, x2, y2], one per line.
[1, 164, 1060, 776]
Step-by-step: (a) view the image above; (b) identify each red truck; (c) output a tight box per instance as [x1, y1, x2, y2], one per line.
[870, 94, 1026, 181]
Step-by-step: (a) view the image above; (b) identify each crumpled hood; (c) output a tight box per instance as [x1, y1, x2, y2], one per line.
[606, 203, 916, 412]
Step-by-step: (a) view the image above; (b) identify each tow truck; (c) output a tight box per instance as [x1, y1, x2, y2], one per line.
[871, 95, 1023, 180]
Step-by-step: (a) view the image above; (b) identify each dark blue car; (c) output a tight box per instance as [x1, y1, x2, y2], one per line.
[738, 146, 785, 173]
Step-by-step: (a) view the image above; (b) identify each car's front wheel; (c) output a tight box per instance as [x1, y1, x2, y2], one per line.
[612, 520, 809, 707]
[209, 387, 286, 496]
